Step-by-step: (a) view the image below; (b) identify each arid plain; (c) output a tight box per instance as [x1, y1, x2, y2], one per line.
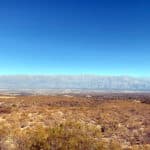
[0, 94, 150, 150]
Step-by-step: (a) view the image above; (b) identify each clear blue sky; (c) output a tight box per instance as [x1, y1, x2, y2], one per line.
[0, 0, 150, 76]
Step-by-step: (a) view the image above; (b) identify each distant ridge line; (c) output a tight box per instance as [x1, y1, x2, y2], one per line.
[0, 75, 150, 91]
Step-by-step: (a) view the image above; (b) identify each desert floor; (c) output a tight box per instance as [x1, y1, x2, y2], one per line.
[0, 95, 150, 150]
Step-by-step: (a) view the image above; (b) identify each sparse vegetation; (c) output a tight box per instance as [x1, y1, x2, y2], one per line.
[0, 95, 150, 149]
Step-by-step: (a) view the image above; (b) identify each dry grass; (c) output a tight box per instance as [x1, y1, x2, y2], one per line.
[0, 95, 150, 150]
[0, 96, 16, 99]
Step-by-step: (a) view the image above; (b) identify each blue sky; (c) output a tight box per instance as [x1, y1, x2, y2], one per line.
[0, 0, 150, 76]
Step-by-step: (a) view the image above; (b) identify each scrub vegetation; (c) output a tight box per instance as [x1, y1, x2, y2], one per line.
[0, 95, 150, 150]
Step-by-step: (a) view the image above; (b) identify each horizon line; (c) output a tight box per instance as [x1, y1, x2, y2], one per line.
[0, 74, 150, 78]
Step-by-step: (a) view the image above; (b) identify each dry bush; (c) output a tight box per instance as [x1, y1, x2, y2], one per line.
[14, 121, 99, 150]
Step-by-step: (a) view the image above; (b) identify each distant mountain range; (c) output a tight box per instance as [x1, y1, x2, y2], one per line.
[0, 75, 150, 91]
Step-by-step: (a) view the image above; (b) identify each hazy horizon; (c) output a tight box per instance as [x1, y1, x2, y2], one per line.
[0, 75, 150, 91]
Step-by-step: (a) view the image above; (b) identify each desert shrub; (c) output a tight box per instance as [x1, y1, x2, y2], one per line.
[13, 121, 149, 150]
[0, 122, 10, 140]
[15, 121, 106, 150]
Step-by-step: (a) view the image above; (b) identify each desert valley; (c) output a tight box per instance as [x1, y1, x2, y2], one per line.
[0, 93, 149, 150]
